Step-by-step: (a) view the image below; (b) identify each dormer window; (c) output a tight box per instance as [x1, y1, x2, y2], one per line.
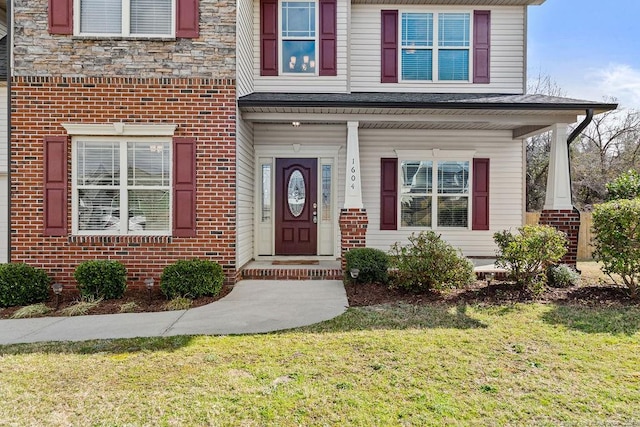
[401, 12, 470, 82]
[281, 0, 317, 74]
[76, 0, 175, 37]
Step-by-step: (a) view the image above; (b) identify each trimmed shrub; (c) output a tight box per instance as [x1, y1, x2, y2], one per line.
[547, 264, 581, 288]
[494, 225, 568, 291]
[344, 248, 390, 284]
[74, 260, 127, 300]
[606, 170, 640, 201]
[160, 259, 224, 299]
[592, 198, 640, 298]
[0, 263, 51, 308]
[389, 231, 476, 292]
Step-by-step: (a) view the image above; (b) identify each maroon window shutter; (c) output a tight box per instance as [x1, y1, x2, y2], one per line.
[380, 10, 398, 83]
[48, 0, 73, 35]
[473, 10, 491, 84]
[380, 158, 398, 230]
[260, 0, 278, 76]
[472, 158, 490, 230]
[176, 0, 200, 38]
[44, 136, 68, 236]
[173, 137, 197, 237]
[319, 0, 337, 76]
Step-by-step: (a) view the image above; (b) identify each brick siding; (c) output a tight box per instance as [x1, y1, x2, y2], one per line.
[339, 208, 368, 270]
[539, 209, 581, 267]
[11, 76, 238, 289]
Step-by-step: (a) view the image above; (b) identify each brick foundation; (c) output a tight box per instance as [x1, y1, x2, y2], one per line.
[539, 208, 581, 267]
[339, 208, 368, 270]
[11, 76, 238, 290]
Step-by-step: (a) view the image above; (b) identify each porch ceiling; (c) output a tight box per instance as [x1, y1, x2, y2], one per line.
[238, 92, 618, 139]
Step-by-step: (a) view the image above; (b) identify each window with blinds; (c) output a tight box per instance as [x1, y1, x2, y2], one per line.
[79, 0, 174, 36]
[400, 12, 470, 82]
[400, 160, 470, 228]
[75, 139, 171, 235]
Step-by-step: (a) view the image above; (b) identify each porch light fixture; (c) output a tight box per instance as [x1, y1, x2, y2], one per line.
[52, 282, 63, 309]
[486, 272, 495, 286]
[350, 268, 360, 279]
[292, 121, 301, 127]
[144, 277, 155, 302]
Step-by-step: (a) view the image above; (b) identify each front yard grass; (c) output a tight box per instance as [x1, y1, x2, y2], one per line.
[1, 302, 639, 426]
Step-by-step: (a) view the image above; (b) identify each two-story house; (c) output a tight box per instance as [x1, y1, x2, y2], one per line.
[235, 0, 615, 270]
[9, 0, 616, 288]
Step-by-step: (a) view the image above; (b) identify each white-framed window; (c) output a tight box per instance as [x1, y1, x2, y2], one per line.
[281, 0, 318, 74]
[401, 11, 470, 81]
[76, 0, 175, 37]
[73, 137, 172, 235]
[400, 158, 470, 228]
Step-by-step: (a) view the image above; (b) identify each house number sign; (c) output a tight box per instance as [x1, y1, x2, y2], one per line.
[350, 158, 358, 191]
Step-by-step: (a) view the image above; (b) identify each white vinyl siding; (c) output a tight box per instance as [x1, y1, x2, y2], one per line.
[236, 114, 255, 268]
[360, 128, 524, 256]
[237, 0, 255, 96]
[253, 0, 349, 93]
[350, 5, 525, 94]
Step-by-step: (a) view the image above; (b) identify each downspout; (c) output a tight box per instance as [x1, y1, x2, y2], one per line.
[566, 108, 594, 206]
[565, 108, 593, 272]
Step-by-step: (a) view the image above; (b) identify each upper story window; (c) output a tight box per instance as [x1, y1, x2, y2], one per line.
[77, 0, 174, 37]
[401, 12, 470, 82]
[281, 0, 317, 74]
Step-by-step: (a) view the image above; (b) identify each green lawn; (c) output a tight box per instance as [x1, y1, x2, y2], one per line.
[1, 302, 639, 426]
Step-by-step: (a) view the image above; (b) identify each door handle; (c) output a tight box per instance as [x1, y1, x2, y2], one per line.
[313, 210, 317, 224]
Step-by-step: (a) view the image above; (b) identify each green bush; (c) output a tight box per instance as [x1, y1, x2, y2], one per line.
[547, 264, 581, 288]
[160, 259, 224, 299]
[344, 248, 389, 284]
[74, 260, 127, 300]
[0, 263, 51, 308]
[606, 170, 640, 201]
[592, 198, 640, 298]
[493, 225, 568, 291]
[389, 231, 476, 292]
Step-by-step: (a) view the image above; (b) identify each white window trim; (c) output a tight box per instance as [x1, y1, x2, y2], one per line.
[396, 150, 475, 231]
[399, 9, 474, 84]
[279, 0, 320, 76]
[63, 123, 177, 136]
[71, 135, 173, 236]
[73, 0, 176, 38]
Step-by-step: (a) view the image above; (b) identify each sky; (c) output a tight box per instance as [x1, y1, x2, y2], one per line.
[528, 0, 640, 109]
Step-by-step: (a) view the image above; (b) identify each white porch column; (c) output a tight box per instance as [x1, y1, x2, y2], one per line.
[344, 121, 363, 209]
[544, 123, 573, 210]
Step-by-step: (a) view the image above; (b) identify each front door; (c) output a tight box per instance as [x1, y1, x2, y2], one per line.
[275, 158, 318, 255]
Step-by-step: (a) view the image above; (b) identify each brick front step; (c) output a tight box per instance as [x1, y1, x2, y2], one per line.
[241, 268, 344, 280]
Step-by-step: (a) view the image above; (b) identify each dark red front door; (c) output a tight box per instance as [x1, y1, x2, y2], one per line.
[275, 158, 318, 255]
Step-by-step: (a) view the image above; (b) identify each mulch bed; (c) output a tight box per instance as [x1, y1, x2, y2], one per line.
[2, 280, 637, 319]
[344, 280, 639, 307]
[0, 286, 233, 319]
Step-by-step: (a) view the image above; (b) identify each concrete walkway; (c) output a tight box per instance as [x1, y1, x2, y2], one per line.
[0, 280, 349, 345]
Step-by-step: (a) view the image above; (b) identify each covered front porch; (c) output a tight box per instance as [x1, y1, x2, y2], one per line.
[236, 93, 617, 277]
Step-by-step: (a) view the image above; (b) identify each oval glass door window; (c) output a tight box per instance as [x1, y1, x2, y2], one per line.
[288, 170, 306, 217]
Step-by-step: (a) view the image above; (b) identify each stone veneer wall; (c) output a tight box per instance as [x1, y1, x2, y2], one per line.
[539, 208, 581, 267]
[339, 208, 368, 270]
[11, 76, 238, 288]
[12, 0, 236, 78]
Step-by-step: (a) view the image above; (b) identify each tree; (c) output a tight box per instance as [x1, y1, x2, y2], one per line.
[525, 73, 640, 211]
